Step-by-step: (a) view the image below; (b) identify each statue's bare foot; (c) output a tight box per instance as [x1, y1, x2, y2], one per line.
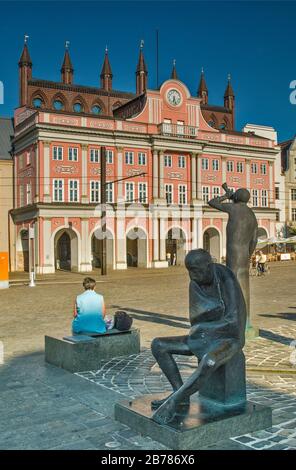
[151, 394, 189, 410]
[152, 395, 189, 425]
[151, 394, 172, 410]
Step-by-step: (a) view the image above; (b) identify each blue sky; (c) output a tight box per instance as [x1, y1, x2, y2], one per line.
[0, 0, 295, 141]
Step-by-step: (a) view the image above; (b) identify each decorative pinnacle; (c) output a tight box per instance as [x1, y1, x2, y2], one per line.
[105, 45, 108, 53]
[201, 66, 204, 74]
[24, 34, 29, 44]
[140, 39, 144, 49]
[228, 73, 231, 81]
[173, 59, 176, 66]
[65, 40, 70, 49]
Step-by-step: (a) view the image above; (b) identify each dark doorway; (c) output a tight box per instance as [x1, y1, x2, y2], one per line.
[57, 232, 71, 270]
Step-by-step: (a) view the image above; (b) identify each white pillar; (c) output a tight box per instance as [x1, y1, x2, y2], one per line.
[222, 157, 227, 183]
[192, 218, 198, 249]
[197, 154, 202, 200]
[152, 216, 159, 262]
[117, 147, 123, 201]
[269, 161, 274, 207]
[191, 153, 197, 201]
[159, 218, 166, 262]
[34, 143, 39, 203]
[42, 218, 55, 273]
[115, 205, 127, 269]
[222, 217, 227, 258]
[153, 149, 159, 199]
[246, 160, 250, 191]
[159, 151, 165, 200]
[43, 142, 51, 203]
[197, 215, 203, 248]
[80, 218, 92, 271]
[81, 145, 89, 204]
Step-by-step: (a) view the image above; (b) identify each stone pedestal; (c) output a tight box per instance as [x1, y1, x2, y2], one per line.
[115, 393, 272, 450]
[45, 328, 140, 373]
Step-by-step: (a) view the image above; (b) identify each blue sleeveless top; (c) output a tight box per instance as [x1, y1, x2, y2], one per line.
[72, 290, 106, 334]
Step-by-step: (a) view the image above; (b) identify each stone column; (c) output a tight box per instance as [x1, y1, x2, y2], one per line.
[43, 218, 55, 273]
[246, 160, 250, 191]
[191, 153, 197, 201]
[197, 214, 203, 248]
[80, 218, 92, 271]
[197, 153, 202, 200]
[43, 142, 51, 203]
[159, 217, 167, 262]
[159, 151, 165, 200]
[117, 147, 124, 201]
[269, 161, 274, 207]
[153, 149, 159, 199]
[152, 216, 159, 263]
[222, 156, 227, 183]
[191, 217, 198, 249]
[222, 217, 227, 258]
[81, 144, 89, 204]
[115, 204, 127, 269]
[34, 143, 39, 203]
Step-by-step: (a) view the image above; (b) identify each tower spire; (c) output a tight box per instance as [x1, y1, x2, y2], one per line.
[197, 67, 208, 105]
[100, 46, 113, 91]
[19, 36, 32, 106]
[171, 59, 178, 80]
[61, 41, 74, 84]
[224, 73, 235, 128]
[136, 40, 148, 95]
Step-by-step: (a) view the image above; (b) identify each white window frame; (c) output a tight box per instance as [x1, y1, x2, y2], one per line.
[292, 208, 296, 222]
[252, 189, 259, 207]
[291, 189, 296, 201]
[202, 158, 209, 170]
[251, 163, 258, 174]
[261, 163, 267, 175]
[125, 151, 134, 165]
[212, 186, 220, 197]
[227, 160, 234, 172]
[69, 180, 79, 202]
[90, 148, 100, 163]
[53, 179, 64, 202]
[106, 150, 113, 164]
[261, 189, 268, 207]
[237, 161, 244, 173]
[164, 155, 172, 167]
[163, 118, 172, 134]
[138, 182, 148, 203]
[90, 181, 100, 203]
[53, 146, 63, 161]
[165, 184, 173, 204]
[212, 159, 219, 171]
[178, 155, 186, 169]
[124, 182, 134, 202]
[106, 182, 114, 203]
[68, 147, 78, 162]
[26, 183, 32, 205]
[177, 120, 184, 135]
[202, 186, 210, 203]
[178, 184, 187, 204]
[138, 152, 147, 166]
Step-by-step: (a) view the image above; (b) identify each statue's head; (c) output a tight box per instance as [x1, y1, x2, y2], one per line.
[232, 188, 250, 203]
[185, 249, 214, 285]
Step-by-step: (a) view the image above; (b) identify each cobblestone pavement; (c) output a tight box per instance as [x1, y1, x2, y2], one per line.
[1, 262, 296, 450]
[77, 350, 296, 450]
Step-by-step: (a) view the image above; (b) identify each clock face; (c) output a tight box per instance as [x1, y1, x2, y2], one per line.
[167, 89, 182, 106]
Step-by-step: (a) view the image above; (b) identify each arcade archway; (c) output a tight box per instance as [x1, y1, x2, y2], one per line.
[16, 229, 29, 272]
[126, 227, 147, 268]
[166, 227, 186, 266]
[91, 228, 114, 269]
[203, 227, 220, 262]
[54, 229, 78, 271]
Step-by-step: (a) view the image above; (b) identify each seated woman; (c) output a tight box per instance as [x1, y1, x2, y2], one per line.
[72, 277, 106, 334]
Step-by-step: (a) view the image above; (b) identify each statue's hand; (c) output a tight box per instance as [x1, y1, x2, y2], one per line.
[152, 395, 178, 425]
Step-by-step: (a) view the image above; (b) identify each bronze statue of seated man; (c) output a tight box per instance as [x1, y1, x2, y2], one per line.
[151, 249, 247, 425]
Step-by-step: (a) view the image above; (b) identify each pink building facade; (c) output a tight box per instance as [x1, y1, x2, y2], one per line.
[12, 46, 279, 273]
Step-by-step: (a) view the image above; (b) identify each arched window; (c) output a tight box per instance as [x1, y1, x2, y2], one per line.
[219, 122, 227, 130]
[32, 97, 44, 109]
[53, 99, 64, 111]
[73, 102, 83, 113]
[91, 105, 102, 115]
[208, 120, 215, 128]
